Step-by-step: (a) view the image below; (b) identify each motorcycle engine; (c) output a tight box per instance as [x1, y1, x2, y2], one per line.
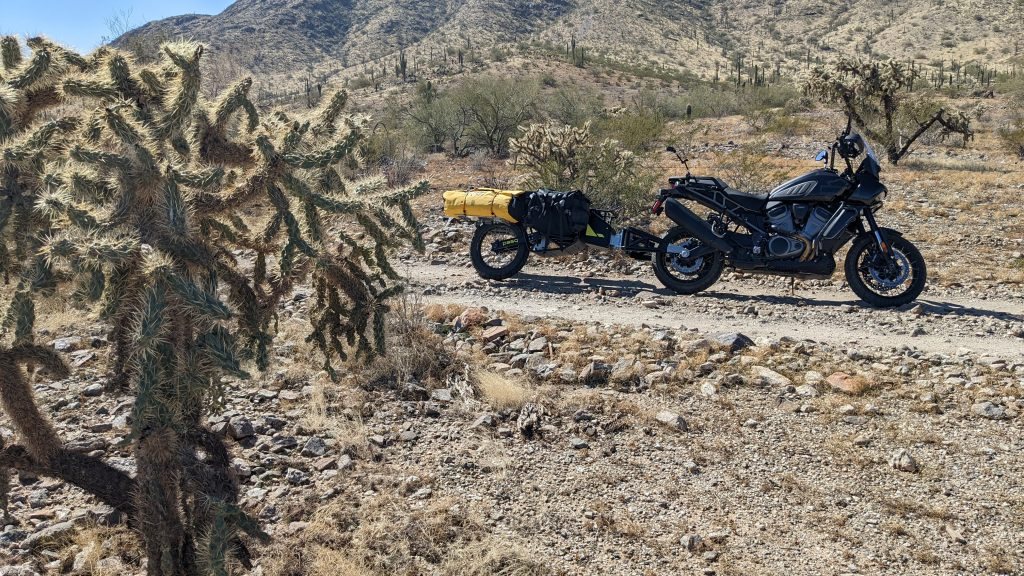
[767, 236, 804, 259]
[766, 205, 834, 259]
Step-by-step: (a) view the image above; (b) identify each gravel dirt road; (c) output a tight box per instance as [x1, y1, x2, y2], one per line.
[407, 260, 1024, 362]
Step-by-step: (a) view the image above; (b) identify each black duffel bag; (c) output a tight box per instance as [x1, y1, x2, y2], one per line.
[513, 189, 591, 244]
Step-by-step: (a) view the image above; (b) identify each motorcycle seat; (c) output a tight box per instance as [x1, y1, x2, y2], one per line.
[723, 187, 768, 212]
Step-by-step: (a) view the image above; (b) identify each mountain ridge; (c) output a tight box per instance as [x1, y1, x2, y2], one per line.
[121, 0, 1024, 85]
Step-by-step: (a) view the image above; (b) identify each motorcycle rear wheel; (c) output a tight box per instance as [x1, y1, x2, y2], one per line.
[470, 221, 529, 280]
[654, 227, 724, 295]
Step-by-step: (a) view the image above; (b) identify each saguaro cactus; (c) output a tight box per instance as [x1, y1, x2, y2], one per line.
[1, 37, 427, 574]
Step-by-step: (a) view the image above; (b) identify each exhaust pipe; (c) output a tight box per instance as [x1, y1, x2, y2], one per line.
[663, 198, 732, 253]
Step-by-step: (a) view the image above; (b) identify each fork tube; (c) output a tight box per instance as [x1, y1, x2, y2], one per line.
[863, 209, 892, 257]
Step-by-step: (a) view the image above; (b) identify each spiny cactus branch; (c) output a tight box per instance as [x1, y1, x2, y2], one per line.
[0, 36, 427, 574]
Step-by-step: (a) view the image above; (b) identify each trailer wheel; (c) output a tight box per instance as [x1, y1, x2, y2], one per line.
[470, 221, 529, 280]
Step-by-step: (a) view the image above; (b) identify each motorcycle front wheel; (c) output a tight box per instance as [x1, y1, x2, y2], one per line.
[470, 221, 529, 280]
[653, 227, 724, 294]
[844, 233, 927, 308]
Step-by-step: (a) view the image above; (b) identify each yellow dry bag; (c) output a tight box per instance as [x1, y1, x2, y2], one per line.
[443, 188, 530, 223]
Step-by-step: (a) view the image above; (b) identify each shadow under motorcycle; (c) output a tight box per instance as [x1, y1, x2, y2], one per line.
[727, 255, 837, 280]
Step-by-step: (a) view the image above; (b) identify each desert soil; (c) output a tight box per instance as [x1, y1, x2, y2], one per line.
[2, 217, 1022, 576]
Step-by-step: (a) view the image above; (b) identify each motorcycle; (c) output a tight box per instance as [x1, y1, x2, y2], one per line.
[652, 118, 927, 307]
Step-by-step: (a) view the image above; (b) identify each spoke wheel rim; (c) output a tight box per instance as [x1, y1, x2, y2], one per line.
[858, 248, 914, 296]
[479, 225, 519, 270]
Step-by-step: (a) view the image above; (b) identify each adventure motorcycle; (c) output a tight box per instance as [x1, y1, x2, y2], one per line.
[652, 118, 927, 307]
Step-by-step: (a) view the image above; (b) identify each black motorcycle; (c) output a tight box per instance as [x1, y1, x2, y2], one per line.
[652, 119, 926, 307]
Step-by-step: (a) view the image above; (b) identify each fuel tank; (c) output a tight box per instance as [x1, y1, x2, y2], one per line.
[768, 169, 851, 203]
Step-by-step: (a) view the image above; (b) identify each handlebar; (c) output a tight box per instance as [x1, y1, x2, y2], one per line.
[665, 147, 692, 178]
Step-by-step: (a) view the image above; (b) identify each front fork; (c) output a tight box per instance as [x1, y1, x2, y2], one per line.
[862, 209, 898, 265]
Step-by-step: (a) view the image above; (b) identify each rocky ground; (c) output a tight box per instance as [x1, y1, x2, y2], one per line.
[3, 120, 1024, 574]
[2, 215, 1023, 575]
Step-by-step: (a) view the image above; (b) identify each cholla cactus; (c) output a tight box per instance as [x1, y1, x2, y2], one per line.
[1, 37, 427, 575]
[509, 121, 592, 189]
[806, 58, 973, 165]
[509, 121, 649, 216]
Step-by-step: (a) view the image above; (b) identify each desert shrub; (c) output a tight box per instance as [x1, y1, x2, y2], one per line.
[746, 84, 801, 109]
[594, 110, 665, 151]
[454, 75, 539, 156]
[681, 83, 799, 119]
[489, 46, 508, 62]
[0, 37, 427, 574]
[362, 132, 425, 185]
[683, 85, 741, 118]
[349, 74, 374, 90]
[361, 296, 457, 391]
[361, 98, 427, 184]
[709, 142, 792, 194]
[738, 86, 806, 132]
[405, 81, 472, 156]
[663, 121, 711, 156]
[540, 83, 604, 127]
[999, 119, 1024, 159]
[657, 95, 695, 120]
[782, 95, 816, 114]
[742, 106, 777, 132]
[766, 113, 812, 137]
[509, 121, 659, 217]
[382, 144, 428, 185]
[593, 91, 666, 151]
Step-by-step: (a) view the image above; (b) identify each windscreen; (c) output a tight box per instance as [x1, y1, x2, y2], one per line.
[859, 134, 880, 165]
[855, 133, 882, 179]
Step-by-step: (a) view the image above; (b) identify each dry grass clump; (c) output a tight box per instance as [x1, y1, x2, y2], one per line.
[360, 298, 459, 391]
[64, 524, 139, 575]
[261, 494, 548, 576]
[586, 500, 647, 540]
[423, 303, 466, 323]
[476, 371, 532, 410]
[982, 544, 1019, 575]
[701, 142, 797, 194]
[32, 298, 97, 339]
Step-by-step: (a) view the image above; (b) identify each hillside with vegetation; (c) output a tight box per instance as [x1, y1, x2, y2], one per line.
[123, 0, 1024, 87]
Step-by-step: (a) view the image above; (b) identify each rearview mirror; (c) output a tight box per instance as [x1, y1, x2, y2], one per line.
[815, 150, 828, 162]
[666, 146, 677, 153]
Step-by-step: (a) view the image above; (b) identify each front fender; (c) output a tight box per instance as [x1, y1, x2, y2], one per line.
[856, 227, 904, 243]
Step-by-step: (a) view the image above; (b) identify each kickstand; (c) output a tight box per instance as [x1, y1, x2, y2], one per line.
[788, 277, 796, 297]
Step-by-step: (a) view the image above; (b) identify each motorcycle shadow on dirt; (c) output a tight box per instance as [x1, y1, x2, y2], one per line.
[505, 273, 1021, 322]
[707, 292, 1021, 321]
[506, 272, 658, 296]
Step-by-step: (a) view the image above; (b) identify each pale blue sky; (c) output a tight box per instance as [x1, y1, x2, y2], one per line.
[0, 1, 234, 52]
